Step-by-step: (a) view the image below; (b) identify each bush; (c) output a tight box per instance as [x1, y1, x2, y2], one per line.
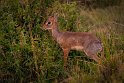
[0, 0, 124, 83]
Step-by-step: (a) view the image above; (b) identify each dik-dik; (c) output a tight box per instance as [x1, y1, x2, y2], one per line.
[43, 15, 103, 66]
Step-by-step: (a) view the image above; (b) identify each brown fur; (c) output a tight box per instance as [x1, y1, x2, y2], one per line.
[43, 15, 103, 66]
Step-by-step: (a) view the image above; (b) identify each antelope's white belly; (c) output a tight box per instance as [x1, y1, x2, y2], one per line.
[71, 46, 84, 50]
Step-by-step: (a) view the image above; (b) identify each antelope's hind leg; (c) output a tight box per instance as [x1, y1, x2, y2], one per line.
[85, 51, 100, 62]
[84, 42, 103, 62]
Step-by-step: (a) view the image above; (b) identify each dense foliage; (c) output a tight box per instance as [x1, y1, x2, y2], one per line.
[0, 0, 124, 83]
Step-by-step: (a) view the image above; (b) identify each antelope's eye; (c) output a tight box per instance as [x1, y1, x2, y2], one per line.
[47, 22, 51, 25]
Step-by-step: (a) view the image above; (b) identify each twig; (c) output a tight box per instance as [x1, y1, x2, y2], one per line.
[111, 21, 124, 27]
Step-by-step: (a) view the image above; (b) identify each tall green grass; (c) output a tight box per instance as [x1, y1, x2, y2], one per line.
[0, 0, 124, 83]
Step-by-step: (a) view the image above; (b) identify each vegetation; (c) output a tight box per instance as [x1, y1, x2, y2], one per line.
[0, 0, 124, 83]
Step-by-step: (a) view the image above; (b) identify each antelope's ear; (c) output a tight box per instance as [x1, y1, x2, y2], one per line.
[54, 14, 58, 22]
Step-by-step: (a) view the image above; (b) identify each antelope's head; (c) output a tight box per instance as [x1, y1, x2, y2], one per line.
[43, 15, 58, 30]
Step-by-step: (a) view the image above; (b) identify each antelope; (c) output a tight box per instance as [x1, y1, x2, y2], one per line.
[43, 15, 103, 66]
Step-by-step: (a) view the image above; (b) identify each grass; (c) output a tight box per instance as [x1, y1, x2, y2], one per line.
[0, 0, 124, 83]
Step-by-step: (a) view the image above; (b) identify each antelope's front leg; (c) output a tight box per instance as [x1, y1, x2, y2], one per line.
[63, 49, 69, 67]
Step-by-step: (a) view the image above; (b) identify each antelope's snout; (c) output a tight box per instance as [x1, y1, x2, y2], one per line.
[42, 24, 47, 30]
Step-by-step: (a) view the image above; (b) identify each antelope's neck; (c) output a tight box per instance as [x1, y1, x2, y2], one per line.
[51, 27, 61, 41]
